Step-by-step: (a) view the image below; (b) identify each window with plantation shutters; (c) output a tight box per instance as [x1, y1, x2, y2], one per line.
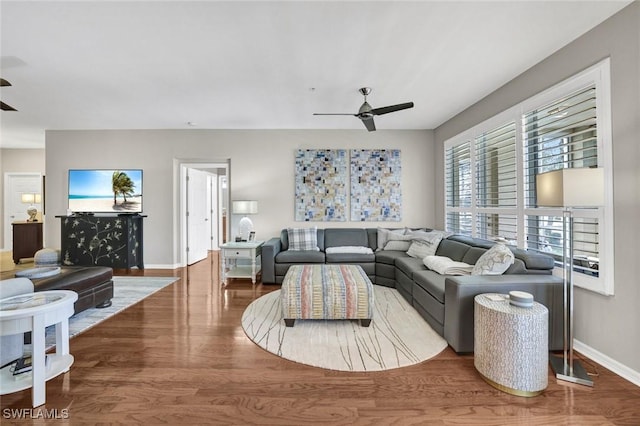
[523, 85, 597, 207]
[522, 85, 602, 278]
[443, 59, 613, 295]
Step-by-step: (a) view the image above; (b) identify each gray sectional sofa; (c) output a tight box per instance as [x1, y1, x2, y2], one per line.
[262, 227, 564, 353]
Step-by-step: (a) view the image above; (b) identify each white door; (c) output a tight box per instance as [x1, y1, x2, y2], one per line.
[186, 168, 209, 265]
[4, 173, 43, 250]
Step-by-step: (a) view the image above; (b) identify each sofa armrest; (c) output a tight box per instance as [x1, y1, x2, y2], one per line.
[443, 274, 564, 353]
[261, 238, 282, 284]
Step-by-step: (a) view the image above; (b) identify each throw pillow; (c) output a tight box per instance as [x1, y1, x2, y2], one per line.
[406, 238, 441, 259]
[471, 244, 515, 275]
[325, 246, 373, 254]
[376, 228, 406, 252]
[405, 230, 445, 259]
[383, 240, 412, 252]
[287, 227, 320, 251]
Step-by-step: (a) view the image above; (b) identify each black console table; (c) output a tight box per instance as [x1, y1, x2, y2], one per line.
[57, 215, 145, 269]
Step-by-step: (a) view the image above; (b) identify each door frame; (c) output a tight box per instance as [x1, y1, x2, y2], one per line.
[3, 172, 43, 251]
[177, 161, 229, 268]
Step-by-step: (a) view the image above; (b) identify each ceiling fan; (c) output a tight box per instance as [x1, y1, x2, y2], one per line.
[1, 78, 18, 111]
[314, 87, 413, 132]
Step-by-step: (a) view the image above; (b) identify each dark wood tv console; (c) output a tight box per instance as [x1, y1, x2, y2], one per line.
[57, 215, 145, 269]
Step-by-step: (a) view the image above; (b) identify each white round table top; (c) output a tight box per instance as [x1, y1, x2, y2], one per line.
[0, 290, 77, 318]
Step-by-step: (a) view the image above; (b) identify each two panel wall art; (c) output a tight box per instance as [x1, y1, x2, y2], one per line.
[294, 149, 401, 222]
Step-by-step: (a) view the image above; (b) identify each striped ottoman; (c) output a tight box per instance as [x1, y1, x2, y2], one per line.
[281, 264, 374, 327]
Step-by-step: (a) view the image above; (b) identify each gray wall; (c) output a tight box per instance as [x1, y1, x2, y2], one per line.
[0, 148, 46, 246]
[434, 3, 640, 373]
[45, 129, 436, 268]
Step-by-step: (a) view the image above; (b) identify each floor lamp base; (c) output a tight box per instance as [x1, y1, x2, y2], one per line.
[550, 355, 594, 387]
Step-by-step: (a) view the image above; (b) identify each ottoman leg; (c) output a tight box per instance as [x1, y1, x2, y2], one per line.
[360, 319, 371, 327]
[284, 319, 295, 327]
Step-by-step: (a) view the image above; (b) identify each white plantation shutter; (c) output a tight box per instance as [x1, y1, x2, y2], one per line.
[476, 122, 517, 208]
[445, 141, 471, 208]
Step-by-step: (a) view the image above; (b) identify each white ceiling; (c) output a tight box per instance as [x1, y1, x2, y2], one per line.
[0, 1, 632, 149]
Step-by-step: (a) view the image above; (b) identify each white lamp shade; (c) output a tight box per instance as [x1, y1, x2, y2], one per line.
[536, 168, 604, 208]
[232, 200, 258, 215]
[21, 193, 41, 204]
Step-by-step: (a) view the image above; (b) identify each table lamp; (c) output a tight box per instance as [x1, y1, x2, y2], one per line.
[232, 200, 258, 241]
[21, 193, 42, 222]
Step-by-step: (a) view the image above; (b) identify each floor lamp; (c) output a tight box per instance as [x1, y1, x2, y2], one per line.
[536, 168, 604, 387]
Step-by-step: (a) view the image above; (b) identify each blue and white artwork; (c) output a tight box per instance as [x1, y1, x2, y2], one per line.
[295, 149, 347, 221]
[350, 149, 402, 221]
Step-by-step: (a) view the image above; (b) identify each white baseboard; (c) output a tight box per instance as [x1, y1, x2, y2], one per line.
[574, 339, 640, 387]
[143, 263, 182, 270]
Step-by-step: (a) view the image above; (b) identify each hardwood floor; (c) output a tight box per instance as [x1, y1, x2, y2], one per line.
[2, 252, 640, 424]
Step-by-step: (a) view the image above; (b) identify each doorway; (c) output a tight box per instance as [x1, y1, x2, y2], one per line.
[3, 173, 43, 250]
[179, 162, 229, 267]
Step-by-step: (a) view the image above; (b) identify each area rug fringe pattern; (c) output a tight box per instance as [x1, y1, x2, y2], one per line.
[45, 276, 177, 349]
[242, 286, 448, 372]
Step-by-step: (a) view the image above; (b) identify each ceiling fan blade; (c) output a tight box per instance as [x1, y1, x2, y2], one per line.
[1, 101, 17, 111]
[371, 102, 414, 116]
[0, 79, 11, 87]
[313, 113, 357, 116]
[361, 117, 376, 132]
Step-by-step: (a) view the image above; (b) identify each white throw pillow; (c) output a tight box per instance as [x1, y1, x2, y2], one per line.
[407, 239, 440, 258]
[383, 240, 412, 252]
[287, 227, 319, 251]
[471, 244, 515, 275]
[376, 228, 406, 252]
[325, 246, 373, 254]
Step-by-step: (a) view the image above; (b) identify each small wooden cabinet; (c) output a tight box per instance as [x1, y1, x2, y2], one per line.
[58, 215, 145, 269]
[12, 221, 44, 264]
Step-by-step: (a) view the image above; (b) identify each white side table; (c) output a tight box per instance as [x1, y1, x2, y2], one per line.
[0, 290, 78, 407]
[220, 241, 264, 285]
[474, 293, 548, 397]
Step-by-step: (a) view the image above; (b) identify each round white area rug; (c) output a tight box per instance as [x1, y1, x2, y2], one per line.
[241, 286, 448, 372]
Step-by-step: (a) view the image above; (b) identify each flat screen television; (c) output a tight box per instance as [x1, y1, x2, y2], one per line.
[68, 169, 143, 214]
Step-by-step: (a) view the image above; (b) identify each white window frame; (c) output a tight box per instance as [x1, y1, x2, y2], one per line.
[444, 58, 614, 295]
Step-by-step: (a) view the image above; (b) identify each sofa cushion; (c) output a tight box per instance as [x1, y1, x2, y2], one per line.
[435, 239, 471, 262]
[413, 269, 447, 305]
[375, 250, 408, 265]
[326, 252, 375, 264]
[287, 227, 320, 251]
[395, 256, 427, 278]
[275, 250, 325, 264]
[471, 244, 515, 275]
[324, 228, 369, 249]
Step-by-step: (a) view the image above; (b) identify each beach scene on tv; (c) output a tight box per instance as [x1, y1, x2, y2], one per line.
[68, 169, 143, 213]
